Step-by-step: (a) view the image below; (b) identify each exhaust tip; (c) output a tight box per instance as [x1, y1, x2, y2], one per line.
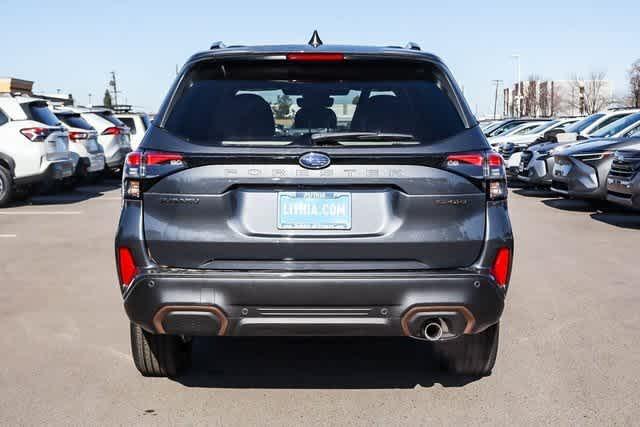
[423, 319, 444, 341]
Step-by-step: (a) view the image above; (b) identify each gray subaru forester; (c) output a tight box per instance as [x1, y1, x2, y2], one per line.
[115, 35, 514, 378]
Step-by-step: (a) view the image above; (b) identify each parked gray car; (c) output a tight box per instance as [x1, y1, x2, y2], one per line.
[551, 137, 640, 199]
[115, 38, 514, 378]
[606, 149, 640, 210]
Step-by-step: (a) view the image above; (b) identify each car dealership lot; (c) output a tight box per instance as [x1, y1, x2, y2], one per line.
[1, 184, 639, 425]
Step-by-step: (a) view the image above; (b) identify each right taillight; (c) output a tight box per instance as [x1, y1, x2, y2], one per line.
[444, 151, 507, 201]
[491, 247, 512, 287]
[122, 151, 186, 200]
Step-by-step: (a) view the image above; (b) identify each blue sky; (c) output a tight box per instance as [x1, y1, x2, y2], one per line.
[2, 0, 638, 116]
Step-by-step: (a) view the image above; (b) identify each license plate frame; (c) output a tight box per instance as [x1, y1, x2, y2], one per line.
[277, 191, 352, 230]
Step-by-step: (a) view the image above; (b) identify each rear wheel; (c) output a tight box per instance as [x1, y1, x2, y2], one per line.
[0, 166, 14, 207]
[436, 323, 499, 377]
[130, 323, 192, 377]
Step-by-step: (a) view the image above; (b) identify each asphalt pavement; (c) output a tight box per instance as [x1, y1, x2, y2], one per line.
[1, 183, 639, 425]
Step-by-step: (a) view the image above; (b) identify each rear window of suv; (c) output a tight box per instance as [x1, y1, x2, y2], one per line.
[23, 102, 61, 126]
[55, 113, 94, 130]
[163, 60, 468, 147]
[95, 111, 126, 127]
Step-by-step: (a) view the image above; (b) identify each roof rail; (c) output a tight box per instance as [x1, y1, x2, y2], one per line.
[210, 41, 226, 50]
[405, 42, 421, 51]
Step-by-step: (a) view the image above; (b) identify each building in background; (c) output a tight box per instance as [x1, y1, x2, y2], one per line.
[504, 79, 614, 118]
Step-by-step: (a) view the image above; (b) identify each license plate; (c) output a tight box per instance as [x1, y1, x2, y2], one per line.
[278, 192, 351, 230]
[554, 164, 570, 177]
[91, 154, 105, 170]
[87, 139, 98, 152]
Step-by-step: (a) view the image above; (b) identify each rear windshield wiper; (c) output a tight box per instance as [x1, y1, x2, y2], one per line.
[308, 132, 418, 145]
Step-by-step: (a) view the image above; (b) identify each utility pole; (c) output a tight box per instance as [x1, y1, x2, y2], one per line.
[88, 93, 92, 106]
[491, 80, 503, 120]
[109, 71, 121, 108]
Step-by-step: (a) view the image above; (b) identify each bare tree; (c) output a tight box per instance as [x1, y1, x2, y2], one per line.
[629, 59, 640, 108]
[567, 72, 612, 115]
[523, 75, 540, 117]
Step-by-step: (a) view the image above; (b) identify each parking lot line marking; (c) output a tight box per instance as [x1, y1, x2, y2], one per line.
[0, 211, 82, 215]
[0, 234, 17, 238]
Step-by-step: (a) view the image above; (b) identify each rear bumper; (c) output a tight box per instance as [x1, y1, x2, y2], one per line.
[14, 160, 74, 186]
[123, 269, 505, 339]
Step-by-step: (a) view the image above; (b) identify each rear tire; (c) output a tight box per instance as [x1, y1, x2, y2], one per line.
[130, 323, 191, 377]
[436, 323, 499, 377]
[0, 166, 14, 208]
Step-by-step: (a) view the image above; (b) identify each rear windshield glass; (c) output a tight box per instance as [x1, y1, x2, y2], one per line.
[119, 117, 137, 134]
[564, 114, 604, 133]
[24, 102, 60, 126]
[55, 113, 94, 130]
[163, 61, 466, 147]
[141, 114, 151, 129]
[96, 111, 125, 127]
[590, 113, 640, 138]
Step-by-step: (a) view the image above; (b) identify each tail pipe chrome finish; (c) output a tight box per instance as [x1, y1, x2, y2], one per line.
[423, 318, 445, 341]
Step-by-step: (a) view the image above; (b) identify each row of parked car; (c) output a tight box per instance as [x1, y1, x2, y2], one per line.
[482, 108, 640, 210]
[0, 93, 151, 207]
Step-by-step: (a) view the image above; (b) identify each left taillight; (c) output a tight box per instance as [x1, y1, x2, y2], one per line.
[20, 127, 55, 142]
[123, 150, 186, 200]
[117, 246, 138, 288]
[490, 247, 512, 288]
[444, 151, 507, 201]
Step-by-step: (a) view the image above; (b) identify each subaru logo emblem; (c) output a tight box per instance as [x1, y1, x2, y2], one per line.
[299, 152, 331, 169]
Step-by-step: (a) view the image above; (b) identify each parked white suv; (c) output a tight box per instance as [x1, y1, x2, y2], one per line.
[54, 110, 106, 181]
[72, 108, 131, 172]
[556, 109, 640, 143]
[115, 112, 150, 150]
[0, 95, 73, 207]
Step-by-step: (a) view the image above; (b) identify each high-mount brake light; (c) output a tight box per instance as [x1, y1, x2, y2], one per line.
[20, 127, 54, 142]
[491, 247, 512, 288]
[286, 53, 345, 62]
[102, 126, 122, 136]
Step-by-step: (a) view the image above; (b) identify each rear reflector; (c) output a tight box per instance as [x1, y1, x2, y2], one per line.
[286, 53, 345, 62]
[491, 247, 512, 287]
[117, 247, 137, 288]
